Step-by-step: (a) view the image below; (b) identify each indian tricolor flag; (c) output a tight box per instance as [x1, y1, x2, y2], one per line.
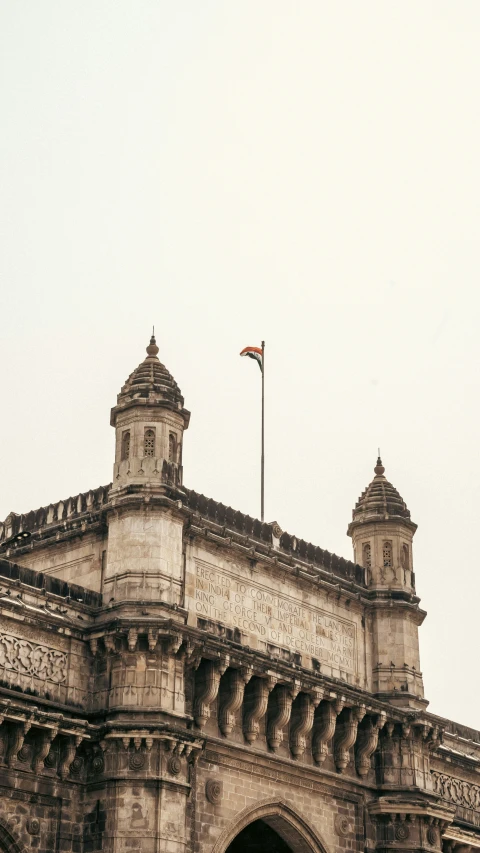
[240, 345, 263, 373]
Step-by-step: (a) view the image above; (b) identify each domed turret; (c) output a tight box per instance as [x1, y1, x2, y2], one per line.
[110, 335, 190, 493]
[347, 457, 425, 706]
[347, 456, 416, 590]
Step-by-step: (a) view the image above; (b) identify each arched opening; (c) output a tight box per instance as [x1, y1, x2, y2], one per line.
[226, 819, 292, 853]
[0, 817, 27, 853]
[212, 800, 327, 853]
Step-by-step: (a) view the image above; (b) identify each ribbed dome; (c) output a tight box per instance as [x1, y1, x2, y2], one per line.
[110, 335, 190, 426]
[350, 457, 414, 527]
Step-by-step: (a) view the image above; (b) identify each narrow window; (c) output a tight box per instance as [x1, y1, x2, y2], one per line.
[169, 433, 176, 463]
[362, 542, 371, 569]
[383, 541, 392, 568]
[121, 431, 130, 461]
[144, 428, 155, 457]
[401, 544, 409, 570]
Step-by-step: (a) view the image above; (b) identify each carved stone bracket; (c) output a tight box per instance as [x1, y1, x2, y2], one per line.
[166, 633, 183, 656]
[243, 676, 276, 744]
[219, 667, 253, 736]
[334, 704, 366, 773]
[58, 734, 82, 781]
[290, 693, 315, 759]
[194, 658, 226, 727]
[127, 628, 138, 652]
[312, 698, 344, 765]
[355, 711, 386, 777]
[267, 685, 296, 752]
[6, 720, 31, 767]
[33, 727, 57, 774]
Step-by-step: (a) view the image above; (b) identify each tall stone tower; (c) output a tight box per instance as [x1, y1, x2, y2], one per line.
[347, 457, 426, 707]
[104, 335, 190, 603]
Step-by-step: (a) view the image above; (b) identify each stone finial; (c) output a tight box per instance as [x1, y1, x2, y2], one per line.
[374, 456, 385, 476]
[146, 332, 159, 358]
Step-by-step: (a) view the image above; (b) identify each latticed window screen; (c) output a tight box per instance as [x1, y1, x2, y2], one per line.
[362, 542, 371, 569]
[121, 431, 130, 460]
[144, 428, 155, 457]
[383, 541, 392, 567]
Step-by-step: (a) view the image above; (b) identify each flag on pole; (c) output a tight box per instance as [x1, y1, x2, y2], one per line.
[240, 342, 265, 521]
[239, 345, 263, 372]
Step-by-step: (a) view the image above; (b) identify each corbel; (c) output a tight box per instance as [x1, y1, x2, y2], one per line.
[193, 658, 223, 727]
[58, 734, 82, 781]
[33, 726, 58, 774]
[147, 628, 159, 652]
[104, 635, 117, 655]
[267, 685, 294, 752]
[133, 737, 142, 751]
[290, 692, 315, 759]
[6, 720, 32, 767]
[243, 676, 274, 744]
[218, 667, 253, 736]
[122, 736, 131, 751]
[127, 628, 138, 653]
[334, 704, 366, 773]
[165, 632, 183, 656]
[89, 638, 98, 657]
[355, 711, 386, 777]
[312, 697, 344, 765]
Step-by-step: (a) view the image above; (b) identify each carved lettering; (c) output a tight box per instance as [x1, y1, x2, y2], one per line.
[191, 562, 357, 673]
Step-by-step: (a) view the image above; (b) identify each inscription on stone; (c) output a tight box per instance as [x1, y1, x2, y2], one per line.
[192, 562, 356, 672]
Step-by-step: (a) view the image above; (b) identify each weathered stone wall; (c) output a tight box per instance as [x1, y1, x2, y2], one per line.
[12, 532, 105, 592]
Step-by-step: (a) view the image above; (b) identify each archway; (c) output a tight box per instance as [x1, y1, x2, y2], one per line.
[226, 819, 292, 853]
[0, 818, 26, 853]
[212, 799, 328, 853]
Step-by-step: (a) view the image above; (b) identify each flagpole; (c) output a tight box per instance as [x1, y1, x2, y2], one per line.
[261, 340, 265, 522]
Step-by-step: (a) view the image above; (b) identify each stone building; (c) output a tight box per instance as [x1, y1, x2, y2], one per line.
[0, 336, 478, 853]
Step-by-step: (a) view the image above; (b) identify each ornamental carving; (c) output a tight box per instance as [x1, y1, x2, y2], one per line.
[168, 755, 182, 776]
[27, 818, 40, 835]
[206, 778, 223, 805]
[432, 770, 480, 812]
[394, 822, 410, 841]
[334, 815, 351, 837]
[130, 752, 146, 771]
[0, 632, 67, 683]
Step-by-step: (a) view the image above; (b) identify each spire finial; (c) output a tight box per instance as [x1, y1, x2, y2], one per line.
[374, 451, 385, 476]
[146, 329, 159, 358]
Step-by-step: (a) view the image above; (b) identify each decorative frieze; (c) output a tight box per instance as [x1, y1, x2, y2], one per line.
[432, 771, 480, 813]
[0, 631, 67, 683]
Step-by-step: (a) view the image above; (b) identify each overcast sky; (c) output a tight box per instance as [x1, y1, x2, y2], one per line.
[1, 2, 479, 728]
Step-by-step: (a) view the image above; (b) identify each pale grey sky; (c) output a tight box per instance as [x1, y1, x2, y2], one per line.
[1, 2, 479, 727]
